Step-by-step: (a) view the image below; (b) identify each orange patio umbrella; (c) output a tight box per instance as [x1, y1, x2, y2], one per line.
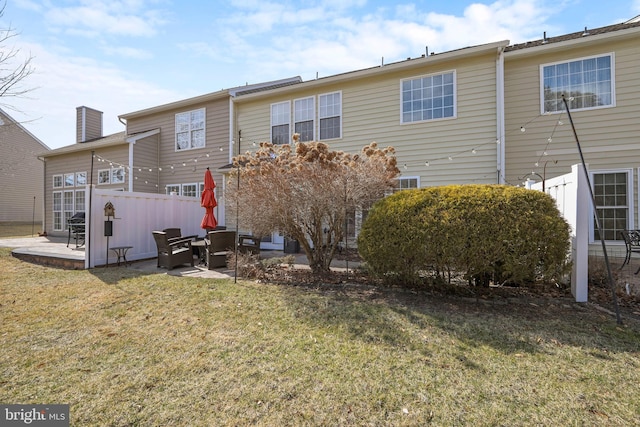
[200, 167, 218, 230]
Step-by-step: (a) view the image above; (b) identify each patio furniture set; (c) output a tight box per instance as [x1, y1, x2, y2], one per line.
[152, 228, 260, 270]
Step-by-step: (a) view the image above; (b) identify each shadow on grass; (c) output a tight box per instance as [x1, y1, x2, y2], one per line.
[280, 281, 640, 356]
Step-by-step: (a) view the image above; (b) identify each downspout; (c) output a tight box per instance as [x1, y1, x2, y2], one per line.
[37, 156, 46, 234]
[496, 45, 506, 184]
[128, 140, 134, 192]
[119, 117, 134, 192]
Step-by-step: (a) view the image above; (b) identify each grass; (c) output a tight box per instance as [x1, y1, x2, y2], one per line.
[1, 248, 640, 426]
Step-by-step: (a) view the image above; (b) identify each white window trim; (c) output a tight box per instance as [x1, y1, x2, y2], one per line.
[166, 184, 181, 195]
[318, 91, 342, 140]
[175, 108, 206, 151]
[74, 189, 86, 212]
[294, 96, 316, 142]
[98, 169, 110, 185]
[64, 173, 75, 188]
[53, 174, 63, 189]
[52, 191, 63, 231]
[589, 168, 633, 243]
[111, 167, 126, 185]
[397, 176, 421, 191]
[76, 171, 87, 187]
[400, 70, 457, 124]
[539, 52, 616, 115]
[181, 182, 199, 198]
[270, 101, 291, 144]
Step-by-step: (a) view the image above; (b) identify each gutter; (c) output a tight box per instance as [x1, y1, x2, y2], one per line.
[496, 45, 506, 184]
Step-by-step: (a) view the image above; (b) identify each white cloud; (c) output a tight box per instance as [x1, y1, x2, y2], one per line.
[8, 41, 180, 148]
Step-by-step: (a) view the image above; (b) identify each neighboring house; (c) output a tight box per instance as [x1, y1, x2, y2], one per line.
[503, 19, 640, 245]
[0, 108, 50, 224]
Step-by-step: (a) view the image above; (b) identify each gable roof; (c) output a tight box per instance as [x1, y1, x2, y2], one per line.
[40, 131, 128, 158]
[119, 77, 302, 120]
[0, 107, 51, 151]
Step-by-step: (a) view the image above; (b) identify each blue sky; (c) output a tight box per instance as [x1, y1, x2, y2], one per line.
[2, 0, 639, 149]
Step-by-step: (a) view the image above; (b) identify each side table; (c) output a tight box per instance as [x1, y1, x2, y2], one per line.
[109, 246, 133, 267]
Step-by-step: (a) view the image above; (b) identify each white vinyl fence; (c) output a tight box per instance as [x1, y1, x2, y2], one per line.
[530, 164, 590, 302]
[85, 188, 203, 268]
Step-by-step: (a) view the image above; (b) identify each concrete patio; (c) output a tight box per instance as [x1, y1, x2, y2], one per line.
[1, 235, 360, 279]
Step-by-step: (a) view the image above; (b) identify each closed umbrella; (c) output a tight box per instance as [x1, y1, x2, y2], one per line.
[201, 167, 218, 231]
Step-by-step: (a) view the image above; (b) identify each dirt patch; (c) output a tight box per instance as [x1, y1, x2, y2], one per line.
[254, 264, 640, 324]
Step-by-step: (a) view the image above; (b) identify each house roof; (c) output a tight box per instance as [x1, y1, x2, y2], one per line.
[232, 40, 510, 102]
[40, 131, 128, 158]
[0, 107, 51, 151]
[119, 77, 302, 120]
[505, 19, 640, 54]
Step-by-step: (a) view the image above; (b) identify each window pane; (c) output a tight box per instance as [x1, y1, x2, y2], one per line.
[542, 55, 613, 113]
[295, 120, 314, 142]
[401, 72, 455, 123]
[320, 117, 340, 140]
[272, 124, 289, 144]
[593, 172, 627, 241]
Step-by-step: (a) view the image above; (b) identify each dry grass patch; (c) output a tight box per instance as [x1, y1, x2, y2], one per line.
[1, 248, 640, 426]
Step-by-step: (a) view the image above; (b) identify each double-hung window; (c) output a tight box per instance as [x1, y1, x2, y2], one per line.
[53, 192, 62, 231]
[182, 183, 198, 198]
[542, 54, 614, 113]
[176, 108, 205, 150]
[319, 92, 341, 140]
[402, 71, 455, 123]
[294, 97, 315, 142]
[592, 171, 631, 241]
[271, 101, 290, 144]
[166, 184, 180, 195]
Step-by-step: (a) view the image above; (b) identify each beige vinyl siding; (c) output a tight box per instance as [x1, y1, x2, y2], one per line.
[504, 34, 640, 190]
[131, 134, 160, 193]
[236, 52, 500, 187]
[0, 111, 47, 222]
[44, 145, 129, 236]
[125, 98, 229, 200]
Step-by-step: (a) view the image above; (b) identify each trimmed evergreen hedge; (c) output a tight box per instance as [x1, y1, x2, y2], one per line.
[357, 185, 571, 287]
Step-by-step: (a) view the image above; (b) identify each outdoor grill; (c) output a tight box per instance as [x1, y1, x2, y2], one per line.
[67, 212, 86, 248]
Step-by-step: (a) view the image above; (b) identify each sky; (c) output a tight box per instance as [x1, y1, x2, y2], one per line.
[1, 0, 639, 149]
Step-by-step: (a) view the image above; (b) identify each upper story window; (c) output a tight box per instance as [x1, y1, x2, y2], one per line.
[271, 101, 290, 144]
[319, 92, 341, 140]
[53, 175, 63, 189]
[176, 108, 205, 151]
[98, 169, 110, 185]
[111, 167, 125, 185]
[64, 173, 75, 187]
[76, 172, 87, 186]
[402, 71, 455, 123]
[294, 97, 315, 142]
[542, 54, 614, 113]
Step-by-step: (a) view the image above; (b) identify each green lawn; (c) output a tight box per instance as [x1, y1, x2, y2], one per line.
[1, 247, 639, 426]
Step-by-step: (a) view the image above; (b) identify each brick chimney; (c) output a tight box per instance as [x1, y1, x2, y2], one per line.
[76, 106, 103, 143]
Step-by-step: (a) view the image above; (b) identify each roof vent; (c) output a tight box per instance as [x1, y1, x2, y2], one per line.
[582, 26, 590, 36]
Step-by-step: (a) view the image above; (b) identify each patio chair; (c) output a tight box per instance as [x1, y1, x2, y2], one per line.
[239, 234, 260, 255]
[205, 230, 236, 269]
[619, 230, 640, 271]
[152, 231, 194, 270]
